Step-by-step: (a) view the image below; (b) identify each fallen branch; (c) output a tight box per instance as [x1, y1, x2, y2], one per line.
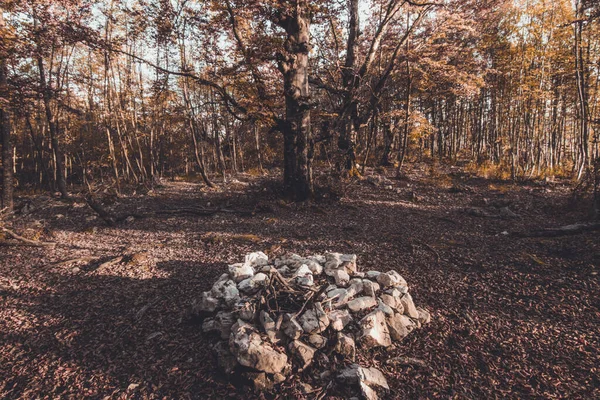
[512, 222, 600, 237]
[52, 256, 99, 267]
[0, 226, 56, 248]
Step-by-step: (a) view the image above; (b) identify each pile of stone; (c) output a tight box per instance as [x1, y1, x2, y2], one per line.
[194, 251, 431, 400]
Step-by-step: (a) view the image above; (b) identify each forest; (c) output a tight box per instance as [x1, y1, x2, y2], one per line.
[0, 0, 599, 399]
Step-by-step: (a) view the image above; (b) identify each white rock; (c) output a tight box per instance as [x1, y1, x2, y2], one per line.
[325, 288, 353, 309]
[377, 299, 394, 316]
[376, 270, 407, 288]
[211, 279, 240, 306]
[198, 291, 219, 312]
[308, 254, 326, 264]
[324, 253, 357, 276]
[245, 251, 269, 267]
[238, 273, 269, 294]
[337, 364, 389, 389]
[294, 264, 314, 287]
[365, 271, 381, 279]
[328, 309, 353, 331]
[228, 263, 254, 283]
[359, 310, 392, 347]
[386, 313, 416, 341]
[379, 294, 397, 309]
[288, 340, 316, 370]
[347, 296, 377, 313]
[259, 311, 279, 343]
[399, 293, 419, 319]
[348, 278, 364, 295]
[295, 264, 312, 277]
[229, 320, 289, 374]
[305, 260, 323, 275]
[299, 303, 330, 334]
[333, 269, 350, 286]
[334, 332, 355, 359]
[362, 280, 380, 297]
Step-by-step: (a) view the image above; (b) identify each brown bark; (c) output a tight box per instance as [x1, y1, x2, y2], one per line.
[0, 12, 12, 212]
[275, 0, 313, 201]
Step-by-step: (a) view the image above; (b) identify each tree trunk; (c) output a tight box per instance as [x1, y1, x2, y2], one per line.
[0, 12, 12, 211]
[276, 1, 313, 201]
[37, 53, 69, 198]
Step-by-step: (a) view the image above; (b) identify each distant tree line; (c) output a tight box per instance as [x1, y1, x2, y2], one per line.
[0, 0, 599, 207]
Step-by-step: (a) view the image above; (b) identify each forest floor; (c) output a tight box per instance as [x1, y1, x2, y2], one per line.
[1, 163, 599, 399]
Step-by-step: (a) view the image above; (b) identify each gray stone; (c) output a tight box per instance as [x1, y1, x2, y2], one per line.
[235, 299, 256, 321]
[360, 366, 389, 388]
[295, 264, 314, 287]
[399, 293, 419, 319]
[362, 280, 380, 297]
[338, 364, 389, 400]
[334, 332, 356, 360]
[359, 310, 392, 347]
[211, 279, 240, 306]
[376, 270, 407, 288]
[198, 291, 219, 312]
[324, 288, 353, 309]
[386, 313, 416, 341]
[299, 303, 330, 334]
[308, 254, 326, 264]
[377, 299, 394, 316]
[365, 271, 381, 279]
[277, 266, 291, 276]
[245, 251, 269, 267]
[238, 273, 269, 294]
[283, 316, 303, 339]
[328, 309, 353, 331]
[332, 269, 350, 286]
[214, 341, 238, 374]
[380, 294, 397, 309]
[229, 320, 288, 374]
[324, 253, 357, 276]
[259, 311, 279, 343]
[296, 274, 314, 287]
[214, 311, 235, 339]
[347, 296, 377, 313]
[337, 364, 388, 387]
[348, 278, 364, 295]
[228, 263, 254, 283]
[305, 260, 323, 275]
[288, 340, 316, 370]
[202, 312, 235, 339]
[202, 318, 217, 333]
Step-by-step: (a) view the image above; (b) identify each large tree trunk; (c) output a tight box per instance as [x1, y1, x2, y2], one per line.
[276, 1, 313, 201]
[0, 12, 12, 212]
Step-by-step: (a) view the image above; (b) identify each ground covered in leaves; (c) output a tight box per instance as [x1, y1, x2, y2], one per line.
[1, 164, 599, 399]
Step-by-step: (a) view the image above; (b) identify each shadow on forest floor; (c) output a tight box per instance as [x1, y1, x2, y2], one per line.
[1, 164, 599, 398]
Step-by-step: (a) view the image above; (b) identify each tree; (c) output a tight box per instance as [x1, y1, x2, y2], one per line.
[0, 11, 13, 211]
